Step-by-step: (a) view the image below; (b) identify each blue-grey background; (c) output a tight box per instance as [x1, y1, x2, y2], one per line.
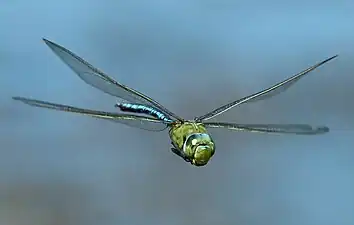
[1, 1, 354, 225]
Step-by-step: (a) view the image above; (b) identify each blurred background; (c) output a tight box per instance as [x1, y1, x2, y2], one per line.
[1, 1, 354, 225]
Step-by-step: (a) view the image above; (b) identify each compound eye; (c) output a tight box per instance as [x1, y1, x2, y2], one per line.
[191, 138, 198, 146]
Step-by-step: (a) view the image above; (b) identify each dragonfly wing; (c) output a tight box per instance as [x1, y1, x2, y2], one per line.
[43, 39, 182, 121]
[196, 55, 338, 121]
[12, 96, 169, 131]
[204, 122, 329, 135]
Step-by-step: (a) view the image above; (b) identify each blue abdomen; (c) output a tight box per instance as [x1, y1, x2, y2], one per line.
[115, 103, 173, 123]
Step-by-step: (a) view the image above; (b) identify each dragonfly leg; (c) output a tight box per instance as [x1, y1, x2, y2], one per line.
[171, 147, 191, 163]
[171, 141, 179, 149]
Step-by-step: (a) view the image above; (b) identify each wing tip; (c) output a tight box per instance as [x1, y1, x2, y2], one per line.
[42, 38, 51, 44]
[42, 38, 59, 50]
[324, 54, 339, 63]
[314, 126, 330, 134]
[12, 96, 34, 106]
[12, 96, 23, 101]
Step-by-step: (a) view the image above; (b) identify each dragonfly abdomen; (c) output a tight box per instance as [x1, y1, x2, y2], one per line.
[116, 103, 172, 122]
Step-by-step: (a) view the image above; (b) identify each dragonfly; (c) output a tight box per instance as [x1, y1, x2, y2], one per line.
[12, 39, 337, 166]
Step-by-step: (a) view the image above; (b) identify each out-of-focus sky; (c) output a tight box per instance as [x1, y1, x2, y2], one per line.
[1, 1, 354, 225]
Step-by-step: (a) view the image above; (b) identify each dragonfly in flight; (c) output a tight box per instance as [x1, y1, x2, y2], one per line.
[13, 39, 337, 166]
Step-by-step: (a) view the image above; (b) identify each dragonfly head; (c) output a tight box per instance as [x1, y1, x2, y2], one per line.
[183, 133, 215, 166]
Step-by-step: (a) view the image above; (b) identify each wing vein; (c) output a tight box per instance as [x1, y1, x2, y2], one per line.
[196, 55, 338, 121]
[43, 38, 183, 121]
[12, 96, 169, 131]
[204, 122, 329, 135]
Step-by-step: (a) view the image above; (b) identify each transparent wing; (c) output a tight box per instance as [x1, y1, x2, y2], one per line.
[43, 38, 183, 121]
[204, 122, 329, 135]
[196, 55, 338, 121]
[12, 96, 169, 131]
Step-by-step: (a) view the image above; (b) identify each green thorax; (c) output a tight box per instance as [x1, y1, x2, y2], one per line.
[169, 121, 208, 150]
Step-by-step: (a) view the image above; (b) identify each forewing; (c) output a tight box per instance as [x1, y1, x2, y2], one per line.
[12, 96, 169, 131]
[43, 39, 182, 121]
[196, 55, 338, 121]
[204, 122, 329, 135]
